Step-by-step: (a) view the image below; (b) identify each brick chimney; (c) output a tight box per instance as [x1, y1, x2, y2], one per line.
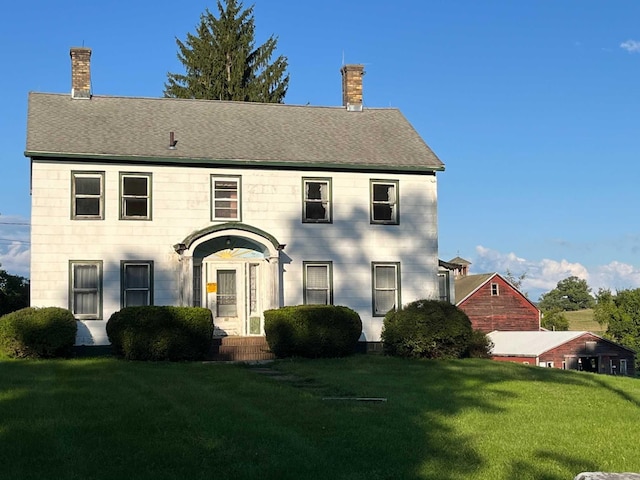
[341, 64, 364, 111]
[70, 47, 92, 99]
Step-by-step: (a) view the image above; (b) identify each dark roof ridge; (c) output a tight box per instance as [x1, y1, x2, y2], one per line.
[28, 91, 401, 111]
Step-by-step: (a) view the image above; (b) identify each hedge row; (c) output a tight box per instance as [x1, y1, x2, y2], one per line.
[1, 300, 491, 362]
[264, 305, 362, 358]
[382, 299, 492, 359]
[106, 306, 214, 361]
[0, 307, 76, 358]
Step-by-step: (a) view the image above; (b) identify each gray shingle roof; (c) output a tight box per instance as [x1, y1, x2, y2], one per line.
[25, 93, 444, 172]
[454, 273, 496, 304]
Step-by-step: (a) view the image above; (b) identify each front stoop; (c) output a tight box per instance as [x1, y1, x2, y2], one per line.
[208, 336, 275, 362]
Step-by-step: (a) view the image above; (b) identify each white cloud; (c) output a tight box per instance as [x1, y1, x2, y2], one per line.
[469, 245, 639, 301]
[590, 261, 640, 293]
[0, 243, 30, 278]
[535, 258, 590, 288]
[0, 215, 30, 277]
[620, 39, 640, 53]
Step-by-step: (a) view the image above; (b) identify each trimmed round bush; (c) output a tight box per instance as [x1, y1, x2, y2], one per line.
[382, 299, 473, 359]
[106, 306, 213, 361]
[264, 305, 362, 358]
[0, 307, 76, 358]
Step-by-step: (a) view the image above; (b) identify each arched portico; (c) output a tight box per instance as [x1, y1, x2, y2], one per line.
[174, 223, 284, 336]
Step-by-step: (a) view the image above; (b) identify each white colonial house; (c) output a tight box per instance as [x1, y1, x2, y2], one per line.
[25, 47, 445, 348]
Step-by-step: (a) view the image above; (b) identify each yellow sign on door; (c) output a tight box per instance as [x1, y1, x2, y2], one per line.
[206, 283, 217, 293]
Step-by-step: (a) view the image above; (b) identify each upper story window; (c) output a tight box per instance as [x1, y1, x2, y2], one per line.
[120, 173, 152, 220]
[212, 176, 241, 221]
[70, 260, 102, 320]
[491, 283, 499, 296]
[72, 171, 104, 219]
[121, 261, 154, 307]
[304, 261, 333, 305]
[303, 178, 331, 223]
[372, 262, 400, 316]
[371, 180, 399, 224]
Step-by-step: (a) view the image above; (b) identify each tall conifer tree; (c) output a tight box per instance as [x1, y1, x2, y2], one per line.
[164, 0, 289, 102]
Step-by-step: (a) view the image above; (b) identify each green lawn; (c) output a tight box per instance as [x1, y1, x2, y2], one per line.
[1, 355, 639, 480]
[564, 309, 605, 334]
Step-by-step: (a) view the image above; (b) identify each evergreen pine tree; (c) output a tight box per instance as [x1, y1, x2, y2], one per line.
[164, 0, 289, 102]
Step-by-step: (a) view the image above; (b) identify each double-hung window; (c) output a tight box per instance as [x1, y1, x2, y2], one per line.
[121, 261, 153, 307]
[212, 176, 241, 221]
[438, 271, 451, 302]
[370, 180, 399, 224]
[72, 171, 104, 219]
[304, 262, 333, 305]
[303, 178, 331, 223]
[372, 262, 400, 316]
[120, 172, 152, 220]
[70, 261, 102, 320]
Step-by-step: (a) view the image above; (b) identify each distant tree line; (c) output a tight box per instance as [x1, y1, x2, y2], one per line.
[0, 266, 29, 316]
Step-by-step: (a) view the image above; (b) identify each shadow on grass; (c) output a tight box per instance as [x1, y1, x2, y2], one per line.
[1, 356, 638, 480]
[269, 355, 640, 480]
[588, 373, 640, 408]
[507, 451, 599, 480]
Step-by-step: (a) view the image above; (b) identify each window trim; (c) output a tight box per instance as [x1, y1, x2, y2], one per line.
[303, 261, 333, 305]
[216, 269, 238, 317]
[302, 177, 332, 223]
[371, 262, 401, 317]
[438, 271, 451, 303]
[119, 172, 152, 220]
[370, 179, 399, 225]
[193, 261, 202, 307]
[71, 171, 105, 220]
[211, 175, 242, 222]
[69, 260, 103, 320]
[620, 359, 628, 375]
[491, 283, 499, 296]
[120, 260, 154, 308]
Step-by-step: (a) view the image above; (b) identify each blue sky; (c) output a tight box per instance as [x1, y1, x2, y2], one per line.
[1, 0, 640, 301]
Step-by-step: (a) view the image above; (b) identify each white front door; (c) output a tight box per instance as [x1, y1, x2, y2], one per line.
[204, 261, 264, 336]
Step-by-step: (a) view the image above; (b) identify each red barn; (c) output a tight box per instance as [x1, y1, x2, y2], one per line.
[488, 330, 636, 377]
[455, 273, 540, 332]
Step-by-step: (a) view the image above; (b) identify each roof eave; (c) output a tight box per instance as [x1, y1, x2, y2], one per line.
[25, 151, 446, 173]
[456, 273, 498, 306]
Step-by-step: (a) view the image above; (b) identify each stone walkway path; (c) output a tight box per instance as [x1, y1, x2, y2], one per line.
[250, 365, 386, 402]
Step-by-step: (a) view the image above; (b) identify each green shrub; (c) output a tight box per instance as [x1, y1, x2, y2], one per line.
[106, 306, 213, 361]
[541, 308, 569, 331]
[464, 329, 494, 359]
[264, 305, 362, 358]
[381, 299, 473, 359]
[0, 307, 76, 358]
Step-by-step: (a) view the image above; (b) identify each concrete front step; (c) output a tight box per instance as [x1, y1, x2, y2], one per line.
[208, 336, 275, 362]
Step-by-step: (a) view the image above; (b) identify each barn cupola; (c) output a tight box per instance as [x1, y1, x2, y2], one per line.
[341, 64, 364, 111]
[70, 47, 92, 99]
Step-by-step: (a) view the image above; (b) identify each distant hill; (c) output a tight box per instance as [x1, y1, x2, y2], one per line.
[563, 309, 605, 334]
